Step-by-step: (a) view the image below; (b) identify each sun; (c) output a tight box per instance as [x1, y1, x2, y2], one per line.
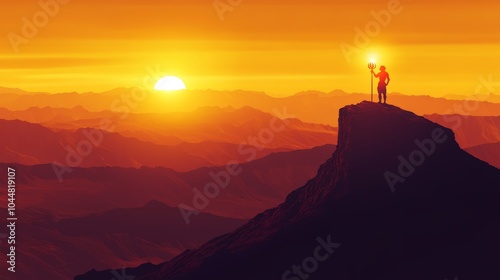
[154, 76, 187, 91]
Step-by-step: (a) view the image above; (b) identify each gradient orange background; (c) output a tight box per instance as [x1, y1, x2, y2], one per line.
[1, 0, 499, 96]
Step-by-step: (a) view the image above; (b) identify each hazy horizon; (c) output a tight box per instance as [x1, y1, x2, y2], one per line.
[2, 85, 499, 101]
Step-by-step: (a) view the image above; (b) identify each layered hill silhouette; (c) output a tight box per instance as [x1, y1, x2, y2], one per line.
[0, 145, 335, 219]
[77, 101, 500, 280]
[442, 92, 500, 103]
[0, 106, 337, 148]
[0, 117, 335, 171]
[0, 105, 116, 125]
[0, 106, 337, 171]
[0, 202, 246, 280]
[0, 145, 335, 280]
[0, 119, 213, 170]
[55, 200, 245, 246]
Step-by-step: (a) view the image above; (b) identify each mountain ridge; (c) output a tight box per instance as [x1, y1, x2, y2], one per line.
[76, 101, 500, 280]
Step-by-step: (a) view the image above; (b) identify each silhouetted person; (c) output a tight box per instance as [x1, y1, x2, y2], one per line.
[371, 66, 390, 103]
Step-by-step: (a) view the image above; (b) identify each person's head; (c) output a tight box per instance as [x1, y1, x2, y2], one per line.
[380, 66, 386, 71]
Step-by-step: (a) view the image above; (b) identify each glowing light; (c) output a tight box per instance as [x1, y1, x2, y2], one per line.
[368, 59, 377, 70]
[154, 76, 187, 91]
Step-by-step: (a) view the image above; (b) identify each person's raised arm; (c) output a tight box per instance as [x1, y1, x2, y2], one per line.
[371, 70, 379, 77]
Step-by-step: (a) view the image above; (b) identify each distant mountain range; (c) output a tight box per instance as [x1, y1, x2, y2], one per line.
[0, 107, 337, 170]
[1, 87, 499, 126]
[0, 106, 337, 148]
[441, 92, 500, 103]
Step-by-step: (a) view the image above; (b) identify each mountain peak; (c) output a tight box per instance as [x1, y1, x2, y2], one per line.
[335, 101, 460, 193]
[273, 101, 463, 213]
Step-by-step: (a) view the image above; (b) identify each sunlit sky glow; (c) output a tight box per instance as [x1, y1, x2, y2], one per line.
[1, 0, 499, 97]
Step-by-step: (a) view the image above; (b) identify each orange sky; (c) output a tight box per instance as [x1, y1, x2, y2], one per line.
[1, 0, 500, 97]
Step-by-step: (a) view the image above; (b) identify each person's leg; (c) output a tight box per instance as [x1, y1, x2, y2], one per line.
[378, 85, 385, 103]
[383, 92, 387, 103]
